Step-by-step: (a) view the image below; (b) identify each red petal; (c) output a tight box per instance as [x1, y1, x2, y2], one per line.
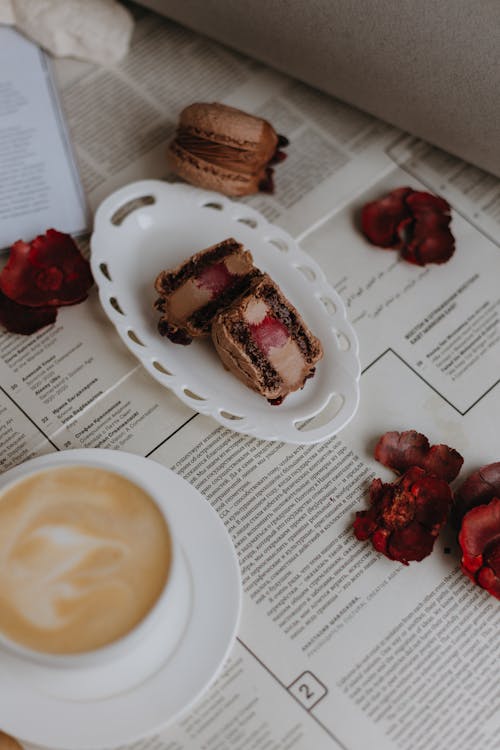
[458, 498, 500, 560]
[476, 564, 500, 600]
[405, 191, 451, 216]
[361, 187, 455, 265]
[424, 444, 464, 482]
[374, 430, 463, 482]
[408, 210, 451, 231]
[0, 291, 57, 334]
[387, 520, 435, 563]
[454, 462, 500, 525]
[372, 527, 390, 555]
[353, 511, 377, 540]
[0, 230, 93, 307]
[402, 226, 455, 266]
[400, 193, 455, 265]
[361, 187, 412, 247]
[485, 537, 500, 576]
[412, 475, 452, 532]
[459, 499, 500, 599]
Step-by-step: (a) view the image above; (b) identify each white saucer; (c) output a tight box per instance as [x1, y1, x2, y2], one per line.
[0, 450, 242, 749]
[91, 180, 361, 444]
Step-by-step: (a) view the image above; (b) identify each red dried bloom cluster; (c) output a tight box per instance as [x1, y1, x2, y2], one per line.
[0, 230, 93, 335]
[361, 187, 455, 266]
[354, 466, 452, 564]
[354, 431, 500, 599]
[454, 463, 500, 600]
[354, 430, 462, 564]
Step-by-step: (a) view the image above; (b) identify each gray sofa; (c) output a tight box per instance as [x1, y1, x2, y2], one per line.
[141, 0, 500, 178]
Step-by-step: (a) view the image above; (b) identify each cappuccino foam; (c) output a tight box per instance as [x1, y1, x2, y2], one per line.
[0, 466, 171, 655]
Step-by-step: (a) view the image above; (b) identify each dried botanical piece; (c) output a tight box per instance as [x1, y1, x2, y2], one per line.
[354, 466, 453, 564]
[374, 430, 463, 483]
[0, 230, 93, 335]
[361, 187, 412, 248]
[453, 463, 500, 600]
[0, 291, 57, 335]
[399, 191, 455, 265]
[361, 187, 455, 265]
[458, 498, 500, 600]
[0, 229, 93, 308]
[453, 462, 500, 523]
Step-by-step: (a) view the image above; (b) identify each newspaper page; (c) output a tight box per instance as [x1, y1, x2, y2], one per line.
[1, 7, 499, 750]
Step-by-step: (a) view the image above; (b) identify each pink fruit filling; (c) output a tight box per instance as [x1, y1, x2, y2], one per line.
[195, 262, 234, 297]
[249, 315, 289, 354]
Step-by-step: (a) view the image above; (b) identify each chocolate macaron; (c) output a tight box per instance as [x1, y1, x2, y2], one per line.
[168, 102, 288, 197]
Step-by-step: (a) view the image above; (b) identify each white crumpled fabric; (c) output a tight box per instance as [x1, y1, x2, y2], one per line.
[0, 0, 134, 65]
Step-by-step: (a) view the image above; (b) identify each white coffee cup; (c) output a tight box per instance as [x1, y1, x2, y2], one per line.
[0, 459, 190, 675]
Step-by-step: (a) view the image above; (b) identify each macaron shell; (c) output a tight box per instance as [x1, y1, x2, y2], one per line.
[179, 102, 278, 156]
[167, 143, 261, 196]
[0, 732, 23, 750]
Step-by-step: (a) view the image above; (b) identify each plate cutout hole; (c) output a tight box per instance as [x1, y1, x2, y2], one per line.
[294, 393, 345, 432]
[128, 329, 145, 346]
[99, 263, 111, 281]
[335, 330, 351, 351]
[219, 410, 244, 421]
[237, 217, 258, 228]
[202, 201, 224, 211]
[321, 297, 336, 315]
[152, 361, 173, 376]
[111, 195, 155, 226]
[109, 297, 124, 315]
[268, 238, 289, 253]
[297, 265, 316, 281]
[183, 388, 206, 401]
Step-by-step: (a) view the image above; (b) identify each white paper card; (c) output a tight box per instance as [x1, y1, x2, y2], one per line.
[0, 27, 88, 249]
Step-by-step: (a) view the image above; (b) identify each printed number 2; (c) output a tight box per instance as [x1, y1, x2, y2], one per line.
[299, 683, 314, 700]
[288, 671, 327, 710]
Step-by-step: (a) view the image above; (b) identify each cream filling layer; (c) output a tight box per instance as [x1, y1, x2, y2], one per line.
[168, 278, 212, 321]
[266, 338, 306, 389]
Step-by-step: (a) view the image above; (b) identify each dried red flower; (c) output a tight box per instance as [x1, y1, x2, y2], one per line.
[0, 229, 93, 307]
[453, 463, 500, 599]
[354, 466, 452, 564]
[458, 499, 500, 600]
[375, 430, 463, 483]
[361, 187, 455, 265]
[0, 291, 57, 335]
[453, 462, 500, 524]
[361, 187, 412, 248]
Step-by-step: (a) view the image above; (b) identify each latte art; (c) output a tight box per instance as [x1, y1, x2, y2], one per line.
[0, 466, 171, 655]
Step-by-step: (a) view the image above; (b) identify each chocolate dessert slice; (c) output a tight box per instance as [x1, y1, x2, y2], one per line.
[154, 238, 258, 344]
[212, 274, 323, 403]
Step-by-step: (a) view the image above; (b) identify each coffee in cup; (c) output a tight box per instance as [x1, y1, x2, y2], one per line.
[0, 465, 172, 656]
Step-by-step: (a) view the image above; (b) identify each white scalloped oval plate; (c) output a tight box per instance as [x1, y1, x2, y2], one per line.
[91, 180, 360, 444]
